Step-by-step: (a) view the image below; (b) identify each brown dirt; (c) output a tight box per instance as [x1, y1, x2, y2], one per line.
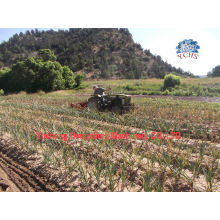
[0, 142, 57, 192]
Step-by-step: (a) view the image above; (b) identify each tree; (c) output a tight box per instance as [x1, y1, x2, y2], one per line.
[74, 73, 85, 88]
[62, 66, 75, 88]
[207, 71, 212, 77]
[7, 58, 40, 92]
[38, 49, 57, 62]
[77, 57, 85, 69]
[208, 65, 220, 77]
[0, 49, 75, 93]
[37, 61, 65, 92]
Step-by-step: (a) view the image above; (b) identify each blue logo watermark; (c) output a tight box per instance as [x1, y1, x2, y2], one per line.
[176, 39, 200, 59]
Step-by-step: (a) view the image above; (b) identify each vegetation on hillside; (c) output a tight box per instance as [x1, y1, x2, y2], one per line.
[0, 28, 194, 79]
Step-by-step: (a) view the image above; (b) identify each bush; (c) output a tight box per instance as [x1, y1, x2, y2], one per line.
[0, 89, 4, 96]
[162, 89, 170, 95]
[124, 84, 138, 91]
[163, 73, 181, 90]
[74, 73, 85, 88]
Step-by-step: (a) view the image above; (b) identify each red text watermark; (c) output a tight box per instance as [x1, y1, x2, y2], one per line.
[35, 131, 181, 142]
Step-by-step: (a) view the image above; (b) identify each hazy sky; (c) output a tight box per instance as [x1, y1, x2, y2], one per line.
[1, 28, 220, 76]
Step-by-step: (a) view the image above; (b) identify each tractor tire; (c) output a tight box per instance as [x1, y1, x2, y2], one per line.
[87, 98, 101, 111]
[111, 106, 122, 115]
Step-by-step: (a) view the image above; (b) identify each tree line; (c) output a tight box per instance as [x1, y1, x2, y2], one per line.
[0, 49, 84, 93]
[207, 65, 220, 77]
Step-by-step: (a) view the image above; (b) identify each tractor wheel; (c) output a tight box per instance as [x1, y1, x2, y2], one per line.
[88, 98, 100, 111]
[111, 106, 122, 115]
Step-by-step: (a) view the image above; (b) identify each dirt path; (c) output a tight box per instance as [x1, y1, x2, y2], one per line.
[70, 94, 220, 103]
[0, 146, 56, 192]
[132, 94, 220, 103]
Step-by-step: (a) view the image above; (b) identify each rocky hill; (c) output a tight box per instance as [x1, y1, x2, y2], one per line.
[0, 28, 193, 79]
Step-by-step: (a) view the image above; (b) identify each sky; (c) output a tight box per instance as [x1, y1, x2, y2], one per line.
[1, 28, 220, 76]
[129, 28, 220, 76]
[0, 28, 59, 43]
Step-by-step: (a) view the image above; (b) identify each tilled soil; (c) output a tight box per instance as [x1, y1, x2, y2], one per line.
[0, 143, 57, 192]
[0, 94, 219, 192]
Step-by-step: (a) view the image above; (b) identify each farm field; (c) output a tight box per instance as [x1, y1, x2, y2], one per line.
[0, 87, 219, 192]
[52, 77, 220, 97]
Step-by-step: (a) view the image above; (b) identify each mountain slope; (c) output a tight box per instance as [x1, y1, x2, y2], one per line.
[0, 28, 193, 79]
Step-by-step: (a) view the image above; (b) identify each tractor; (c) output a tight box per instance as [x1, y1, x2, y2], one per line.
[87, 93, 134, 114]
[71, 93, 134, 114]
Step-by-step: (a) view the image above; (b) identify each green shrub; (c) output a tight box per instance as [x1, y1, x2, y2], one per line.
[124, 84, 138, 91]
[74, 73, 85, 88]
[181, 83, 188, 88]
[162, 89, 170, 95]
[163, 73, 181, 90]
[0, 89, 4, 96]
